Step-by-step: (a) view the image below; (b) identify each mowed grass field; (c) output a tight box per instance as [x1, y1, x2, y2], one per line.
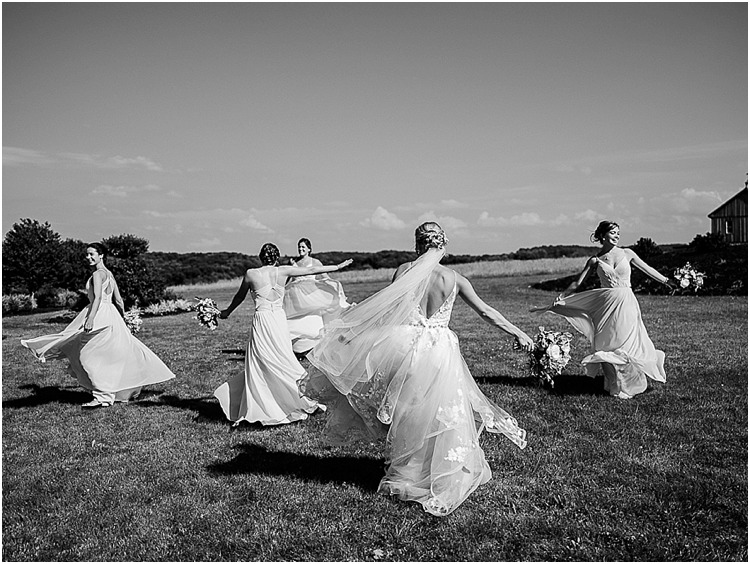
[2, 272, 747, 561]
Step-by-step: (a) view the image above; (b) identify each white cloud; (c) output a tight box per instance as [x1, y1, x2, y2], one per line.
[477, 211, 543, 227]
[548, 140, 747, 172]
[574, 209, 600, 223]
[3, 147, 55, 166]
[3, 146, 164, 171]
[649, 188, 724, 215]
[439, 199, 470, 209]
[416, 212, 468, 237]
[240, 215, 272, 232]
[361, 206, 406, 231]
[550, 214, 570, 226]
[92, 184, 161, 197]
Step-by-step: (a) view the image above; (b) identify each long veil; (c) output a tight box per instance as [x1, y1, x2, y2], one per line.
[305, 247, 445, 395]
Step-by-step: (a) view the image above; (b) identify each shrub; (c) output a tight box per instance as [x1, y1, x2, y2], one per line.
[689, 232, 730, 252]
[2, 294, 38, 315]
[34, 287, 86, 309]
[142, 298, 194, 317]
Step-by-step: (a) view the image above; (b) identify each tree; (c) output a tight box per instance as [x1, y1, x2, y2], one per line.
[101, 234, 167, 308]
[629, 237, 662, 260]
[102, 234, 150, 260]
[2, 218, 64, 295]
[56, 239, 91, 290]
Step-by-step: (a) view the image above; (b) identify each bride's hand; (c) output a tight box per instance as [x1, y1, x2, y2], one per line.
[337, 259, 353, 270]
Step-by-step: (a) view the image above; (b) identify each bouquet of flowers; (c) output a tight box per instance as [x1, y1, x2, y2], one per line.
[123, 308, 143, 334]
[516, 326, 574, 388]
[194, 297, 221, 330]
[673, 262, 705, 292]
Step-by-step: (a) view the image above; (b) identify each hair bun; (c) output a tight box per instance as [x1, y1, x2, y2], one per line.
[414, 222, 449, 252]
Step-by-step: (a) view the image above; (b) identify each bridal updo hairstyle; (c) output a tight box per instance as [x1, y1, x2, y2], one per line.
[415, 222, 449, 254]
[591, 221, 620, 244]
[259, 243, 281, 266]
[298, 238, 312, 252]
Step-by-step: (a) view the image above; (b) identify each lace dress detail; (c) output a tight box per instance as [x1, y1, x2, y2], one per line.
[535, 249, 666, 398]
[302, 267, 526, 516]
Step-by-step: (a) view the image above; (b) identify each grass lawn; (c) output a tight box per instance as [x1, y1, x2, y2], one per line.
[2, 275, 747, 561]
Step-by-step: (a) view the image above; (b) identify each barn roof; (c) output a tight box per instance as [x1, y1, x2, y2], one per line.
[708, 187, 748, 218]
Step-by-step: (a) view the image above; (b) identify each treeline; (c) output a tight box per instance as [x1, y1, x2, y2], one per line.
[147, 246, 600, 286]
[508, 245, 599, 260]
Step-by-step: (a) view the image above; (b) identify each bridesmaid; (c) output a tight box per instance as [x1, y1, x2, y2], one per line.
[213, 242, 352, 426]
[283, 237, 350, 355]
[21, 242, 176, 407]
[533, 221, 677, 399]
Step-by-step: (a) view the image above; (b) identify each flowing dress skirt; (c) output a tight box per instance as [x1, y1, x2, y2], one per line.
[284, 276, 348, 353]
[21, 303, 175, 401]
[214, 307, 323, 425]
[538, 288, 666, 398]
[302, 323, 527, 516]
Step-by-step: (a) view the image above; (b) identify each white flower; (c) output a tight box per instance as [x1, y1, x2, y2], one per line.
[445, 446, 470, 463]
[547, 344, 562, 360]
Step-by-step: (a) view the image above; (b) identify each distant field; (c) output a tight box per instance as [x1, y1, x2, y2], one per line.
[169, 257, 585, 295]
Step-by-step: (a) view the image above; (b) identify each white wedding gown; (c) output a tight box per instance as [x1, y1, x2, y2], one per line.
[214, 267, 324, 425]
[301, 250, 527, 516]
[534, 252, 666, 398]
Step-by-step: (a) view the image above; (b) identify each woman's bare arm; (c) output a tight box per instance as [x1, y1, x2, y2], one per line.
[279, 259, 352, 279]
[84, 271, 105, 331]
[625, 249, 672, 286]
[111, 278, 125, 317]
[220, 271, 253, 319]
[558, 257, 597, 299]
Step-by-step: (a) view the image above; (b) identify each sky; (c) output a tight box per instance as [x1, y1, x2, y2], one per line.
[3, 2, 747, 256]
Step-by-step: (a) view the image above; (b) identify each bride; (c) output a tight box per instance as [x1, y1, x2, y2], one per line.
[533, 220, 676, 399]
[283, 237, 350, 355]
[300, 222, 533, 516]
[213, 242, 352, 426]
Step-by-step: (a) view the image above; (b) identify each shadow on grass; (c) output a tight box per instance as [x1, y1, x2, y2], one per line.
[2, 384, 90, 407]
[548, 374, 608, 397]
[46, 312, 78, 324]
[207, 443, 385, 491]
[2, 385, 169, 409]
[134, 393, 229, 424]
[221, 348, 245, 362]
[477, 373, 608, 396]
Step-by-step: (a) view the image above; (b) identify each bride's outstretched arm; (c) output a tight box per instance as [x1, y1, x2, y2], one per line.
[457, 274, 534, 351]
